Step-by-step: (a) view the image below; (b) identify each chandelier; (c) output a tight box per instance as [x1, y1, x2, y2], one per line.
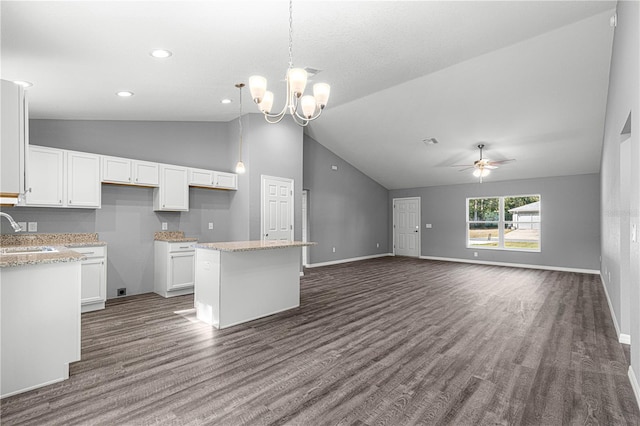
[249, 0, 330, 127]
[235, 83, 246, 174]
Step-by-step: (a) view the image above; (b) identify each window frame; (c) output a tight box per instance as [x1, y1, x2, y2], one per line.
[466, 194, 541, 252]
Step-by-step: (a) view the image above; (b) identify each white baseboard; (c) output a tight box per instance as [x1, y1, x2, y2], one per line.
[419, 256, 599, 274]
[629, 366, 640, 410]
[599, 272, 631, 344]
[306, 253, 392, 268]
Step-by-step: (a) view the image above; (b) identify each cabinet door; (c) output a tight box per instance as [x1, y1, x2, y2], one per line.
[156, 165, 188, 211]
[213, 171, 237, 190]
[168, 252, 195, 290]
[0, 80, 23, 199]
[133, 161, 159, 186]
[189, 168, 214, 187]
[102, 156, 132, 184]
[67, 151, 101, 208]
[25, 146, 64, 206]
[81, 258, 106, 305]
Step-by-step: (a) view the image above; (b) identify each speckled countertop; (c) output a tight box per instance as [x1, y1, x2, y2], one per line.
[0, 233, 106, 268]
[154, 231, 198, 243]
[195, 240, 315, 252]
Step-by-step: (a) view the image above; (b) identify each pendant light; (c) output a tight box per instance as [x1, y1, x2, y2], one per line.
[249, 0, 330, 127]
[235, 83, 246, 174]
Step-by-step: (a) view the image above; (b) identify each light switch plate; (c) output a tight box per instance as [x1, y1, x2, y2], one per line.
[426, 224, 432, 228]
[161, 222, 168, 230]
[208, 222, 213, 230]
[28, 222, 37, 232]
[18, 222, 27, 231]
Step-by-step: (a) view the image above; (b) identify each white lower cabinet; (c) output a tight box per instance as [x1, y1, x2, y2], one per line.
[154, 241, 196, 297]
[74, 246, 107, 312]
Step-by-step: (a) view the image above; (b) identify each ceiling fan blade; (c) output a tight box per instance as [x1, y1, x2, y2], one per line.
[457, 166, 474, 172]
[450, 164, 474, 168]
[487, 159, 516, 166]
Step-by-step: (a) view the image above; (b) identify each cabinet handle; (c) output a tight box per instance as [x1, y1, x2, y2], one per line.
[101, 261, 104, 265]
[136, 178, 138, 182]
[128, 177, 131, 182]
[59, 199, 62, 203]
[83, 251, 95, 255]
[179, 246, 190, 249]
[69, 200, 72, 204]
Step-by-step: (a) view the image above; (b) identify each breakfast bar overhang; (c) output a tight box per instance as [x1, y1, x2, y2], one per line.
[194, 240, 314, 329]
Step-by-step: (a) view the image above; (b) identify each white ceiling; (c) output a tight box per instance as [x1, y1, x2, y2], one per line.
[1, 1, 616, 189]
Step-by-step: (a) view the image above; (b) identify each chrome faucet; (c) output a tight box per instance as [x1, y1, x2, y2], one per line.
[0, 212, 22, 232]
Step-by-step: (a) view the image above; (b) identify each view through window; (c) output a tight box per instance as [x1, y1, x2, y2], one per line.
[467, 195, 541, 251]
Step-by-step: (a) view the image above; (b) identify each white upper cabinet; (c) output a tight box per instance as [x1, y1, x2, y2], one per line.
[213, 171, 237, 190]
[102, 156, 131, 184]
[0, 80, 27, 204]
[25, 146, 64, 207]
[67, 151, 101, 207]
[25, 146, 100, 209]
[102, 156, 159, 187]
[188, 168, 237, 190]
[188, 168, 215, 187]
[133, 160, 159, 186]
[154, 164, 189, 211]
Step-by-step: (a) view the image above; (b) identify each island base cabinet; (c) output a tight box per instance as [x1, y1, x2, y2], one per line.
[1, 262, 81, 398]
[195, 247, 300, 329]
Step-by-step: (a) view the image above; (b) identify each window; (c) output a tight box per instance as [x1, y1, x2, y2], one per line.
[467, 195, 540, 251]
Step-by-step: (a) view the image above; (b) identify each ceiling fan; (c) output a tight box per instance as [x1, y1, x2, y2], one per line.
[452, 144, 515, 182]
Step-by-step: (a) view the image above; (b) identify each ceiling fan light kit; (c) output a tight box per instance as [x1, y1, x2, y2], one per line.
[452, 143, 514, 183]
[249, 0, 330, 127]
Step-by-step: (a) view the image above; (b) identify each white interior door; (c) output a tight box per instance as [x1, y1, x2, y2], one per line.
[262, 175, 294, 241]
[393, 197, 421, 257]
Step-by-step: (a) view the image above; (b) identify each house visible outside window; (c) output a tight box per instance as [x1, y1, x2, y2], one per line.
[467, 195, 541, 251]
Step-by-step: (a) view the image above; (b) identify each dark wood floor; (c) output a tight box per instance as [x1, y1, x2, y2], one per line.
[2, 257, 639, 425]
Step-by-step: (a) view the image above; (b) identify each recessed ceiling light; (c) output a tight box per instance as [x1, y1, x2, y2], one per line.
[116, 91, 134, 97]
[150, 49, 172, 59]
[13, 80, 33, 88]
[221, 98, 232, 104]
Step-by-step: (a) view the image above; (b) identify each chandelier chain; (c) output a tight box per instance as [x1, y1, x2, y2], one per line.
[288, 0, 294, 69]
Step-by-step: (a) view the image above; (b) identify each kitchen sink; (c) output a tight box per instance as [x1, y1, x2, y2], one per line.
[0, 246, 58, 255]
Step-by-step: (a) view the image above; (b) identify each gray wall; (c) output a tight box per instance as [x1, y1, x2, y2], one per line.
[2, 116, 303, 298]
[390, 174, 601, 270]
[303, 135, 389, 264]
[599, 1, 640, 384]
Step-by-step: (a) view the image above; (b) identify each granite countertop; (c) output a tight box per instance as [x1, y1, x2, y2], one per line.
[195, 240, 316, 252]
[0, 246, 86, 268]
[0, 233, 106, 268]
[154, 231, 198, 243]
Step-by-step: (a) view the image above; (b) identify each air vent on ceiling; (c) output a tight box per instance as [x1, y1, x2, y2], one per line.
[304, 67, 322, 77]
[423, 137, 439, 146]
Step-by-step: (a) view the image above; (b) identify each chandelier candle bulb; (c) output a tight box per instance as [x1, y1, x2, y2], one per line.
[260, 91, 274, 114]
[301, 95, 316, 118]
[313, 83, 330, 107]
[288, 68, 308, 96]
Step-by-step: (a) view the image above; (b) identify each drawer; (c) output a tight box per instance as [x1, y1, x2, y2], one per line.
[168, 242, 195, 253]
[72, 246, 106, 258]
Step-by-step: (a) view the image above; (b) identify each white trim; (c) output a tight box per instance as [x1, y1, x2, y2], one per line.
[419, 256, 599, 274]
[599, 272, 632, 344]
[629, 366, 640, 411]
[306, 253, 392, 268]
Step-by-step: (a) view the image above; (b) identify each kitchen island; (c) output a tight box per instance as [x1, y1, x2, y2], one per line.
[194, 240, 314, 329]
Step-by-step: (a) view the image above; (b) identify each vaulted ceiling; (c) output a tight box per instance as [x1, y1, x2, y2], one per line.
[1, 1, 616, 189]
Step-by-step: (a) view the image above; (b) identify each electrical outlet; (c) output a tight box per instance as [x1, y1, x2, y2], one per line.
[17, 222, 26, 231]
[161, 222, 168, 230]
[332, 247, 336, 253]
[28, 222, 37, 232]
[117, 288, 127, 297]
[208, 222, 214, 230]
[426, 223, 432, 229]
[474, 252, 478, 257]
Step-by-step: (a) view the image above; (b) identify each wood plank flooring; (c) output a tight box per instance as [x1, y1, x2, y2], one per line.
[2, 257, 639, 425]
